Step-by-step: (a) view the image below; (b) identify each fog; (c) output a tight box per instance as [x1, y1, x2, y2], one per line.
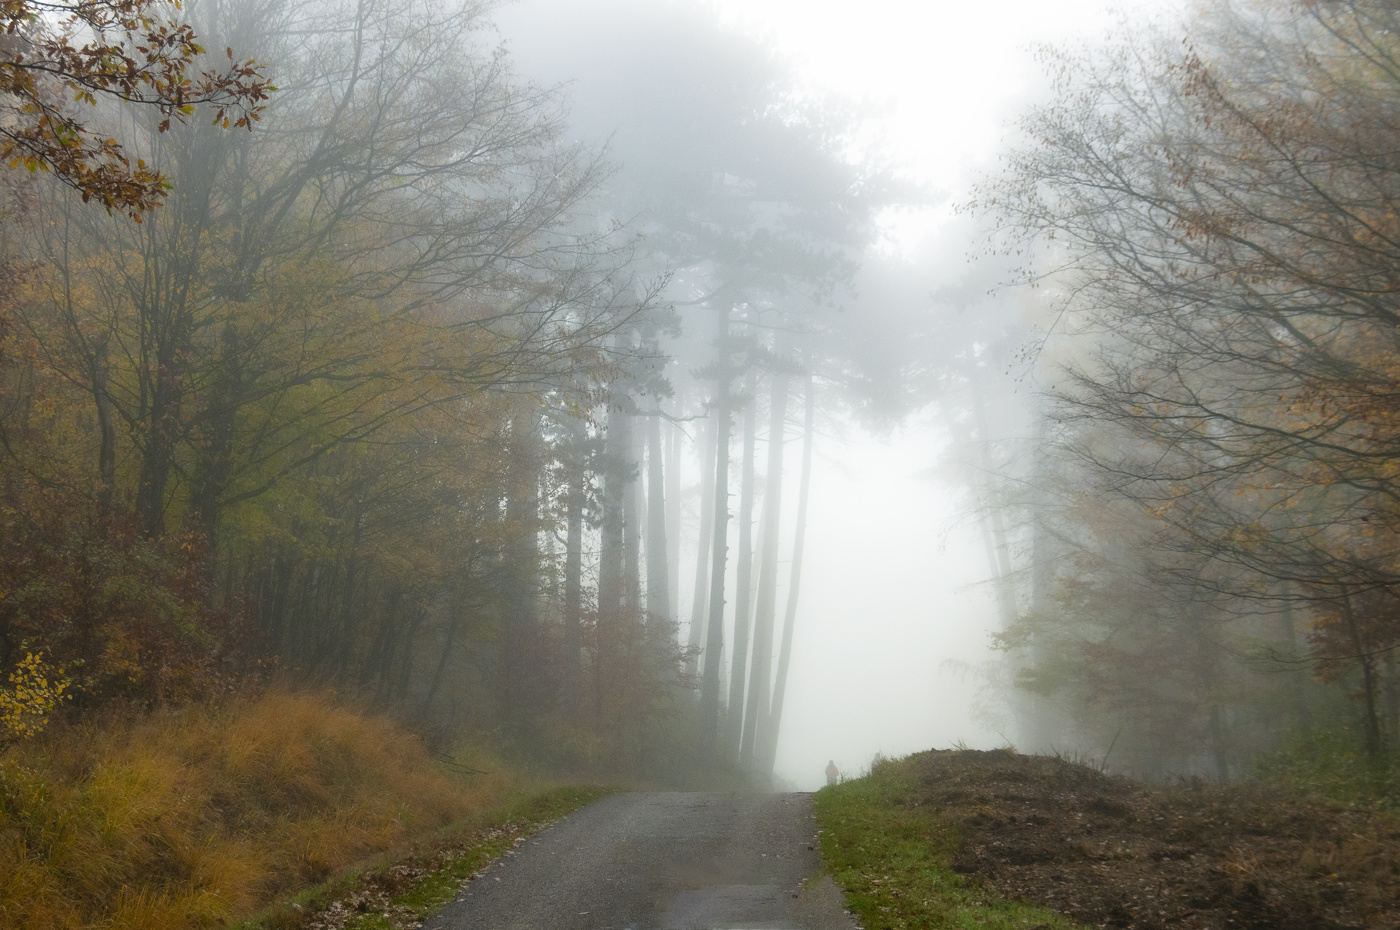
[8, 0, 1396, 804]
[772, 419, 1000, 788]
[16, 2, 1400, 927]
[493, 0, 1154, 788]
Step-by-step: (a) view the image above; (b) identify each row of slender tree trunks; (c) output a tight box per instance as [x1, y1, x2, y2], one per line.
[232, 311, 817, 775]
[549, 318, 819, 774]
[678, 332, 816, 774]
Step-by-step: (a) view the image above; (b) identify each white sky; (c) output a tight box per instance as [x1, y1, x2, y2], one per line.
[710, 0, 1108, 182]
[712, 0, 1172, 253]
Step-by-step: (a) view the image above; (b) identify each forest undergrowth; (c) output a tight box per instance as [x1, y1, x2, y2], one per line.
[816, 749, 1400, 930]
[0, 688, 590, 930]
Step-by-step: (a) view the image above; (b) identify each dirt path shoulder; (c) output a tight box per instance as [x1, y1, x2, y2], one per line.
[865, 750, 1400, 930]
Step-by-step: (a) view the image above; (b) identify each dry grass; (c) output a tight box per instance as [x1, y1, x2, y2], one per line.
[0, 689, 520, 930]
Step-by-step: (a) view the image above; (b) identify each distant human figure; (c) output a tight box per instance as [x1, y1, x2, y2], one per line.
[825, 760, 839, 786]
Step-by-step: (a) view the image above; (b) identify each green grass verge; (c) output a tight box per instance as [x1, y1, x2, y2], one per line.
[814, 756, 1084, 930]
[1254, 729, 1400, 812]
[237, 784, 617, 930]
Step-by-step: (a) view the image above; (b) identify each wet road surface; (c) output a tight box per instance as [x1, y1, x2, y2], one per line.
[423, 792, 859, 930]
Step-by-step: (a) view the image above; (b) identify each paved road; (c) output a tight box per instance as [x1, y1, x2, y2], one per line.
[423, 792, 859, 930]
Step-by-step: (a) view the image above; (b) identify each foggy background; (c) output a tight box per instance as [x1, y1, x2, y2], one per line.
[13, 0, 1400, 924]
[497, 0, 1156, 789]
[10, 0, 1380, 800]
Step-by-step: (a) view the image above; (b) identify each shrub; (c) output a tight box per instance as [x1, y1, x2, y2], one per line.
[0, 652, 69, 746]
[0, 688, 517, 929]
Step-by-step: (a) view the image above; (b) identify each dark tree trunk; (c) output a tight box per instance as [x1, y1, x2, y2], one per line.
[599, 402, 628, 624]
[422, 601, 462, 720]
[623, 409, 642, 624]
[503, 408, 544, 735]
[190, 323, 244, 550]
[722, 371, 758, 764]
[1384, 647, 1399, 752]
[93, 341, 117, 513]
[1276, 589, 1312, 734]
[368, 588, 402, 702]
[564, 469, 585, 701]
[698, 306, 733, 764]
[665, 417, 681, 623]
[133, 167, 217, 538]
[1190, 601, 1231, 781]
[1341, 595, 1383, 757]
[686, 415, 717, 678]
[646, 411, 671, 625]
[395, 605, 423, 703]
[740, 373, 788, 773]
[136, 364, 180, 537]
[760, 374, 814, 776]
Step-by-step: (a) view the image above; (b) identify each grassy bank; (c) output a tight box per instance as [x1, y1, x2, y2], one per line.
[814, 754, 1080, 930]
[1255, 729, 1400, 811]
[817, 749, 1400, 930]
[0, 689, 585, 930]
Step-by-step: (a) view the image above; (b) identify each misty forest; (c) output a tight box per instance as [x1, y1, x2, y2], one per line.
[4, 0, 1400, 928]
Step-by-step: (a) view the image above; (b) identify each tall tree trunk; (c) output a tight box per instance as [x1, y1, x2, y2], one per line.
[564, 468, 585, 705]
[685, 415, 717, 678]
[722, 371, 758, 764]
[1190, 601, 1230, 780]
[740, 372, 789, 772]
[698, 306, 732, 764]
[1384, 647, 1398, 752]
[368, 588, 402, 701]
[1341, 594, 1383, 757]
[598, 401, 628, 624]
[93, 340, 117, 513]
[623, 408, 642, 625]
[759, 374, 814, 776]
[190, 323, 243, 549]
[1019, 413, 1057, 752]
[422, 602, 462, 721]
[503, 408, 543, 735]
[333, 517, 365, 676]
[133, 170, 217, 538]
[1276, 587, 1312, 734]
[1207, 704, 1230, 781]
[666, 417, 682, 623]
[646, 411, 671, 625]
[136, 360, 180, 537]
[395, 605, 423, 703]
[596, 396, 630, 741]
[971, 375, 1017, 628]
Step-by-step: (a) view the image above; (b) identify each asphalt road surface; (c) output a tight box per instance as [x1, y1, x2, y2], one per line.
[422, 792, 860, 930]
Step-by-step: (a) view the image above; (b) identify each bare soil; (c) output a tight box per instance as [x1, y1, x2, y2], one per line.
[911, 749, 1400, 930]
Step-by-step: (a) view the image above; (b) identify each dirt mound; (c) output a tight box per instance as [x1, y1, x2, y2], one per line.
[909, 749, 1400, 930]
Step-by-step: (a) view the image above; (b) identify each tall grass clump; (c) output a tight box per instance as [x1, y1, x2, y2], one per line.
[0, 689, 517, 929]
[1255, 729, 1400, 811]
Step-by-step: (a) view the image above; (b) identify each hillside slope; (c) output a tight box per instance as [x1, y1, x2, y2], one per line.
[816, 750, 1400, 930]
[0, 690, 545, 930]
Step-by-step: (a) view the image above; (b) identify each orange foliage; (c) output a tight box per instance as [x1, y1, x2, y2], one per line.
[0, 688, 514, 930]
